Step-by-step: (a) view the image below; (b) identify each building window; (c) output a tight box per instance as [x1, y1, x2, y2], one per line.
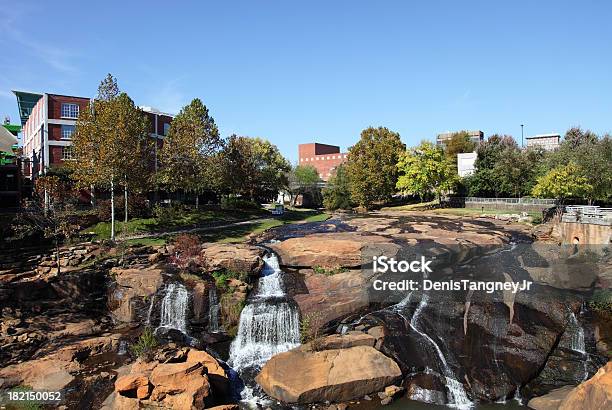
[61, 124, 75, 140]
[163, 123, 170, 136]
[61, 103, 79, 118]
[61, 146, 74, 160]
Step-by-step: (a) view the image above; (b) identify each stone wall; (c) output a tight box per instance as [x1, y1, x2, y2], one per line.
[556, 222, 612, 245]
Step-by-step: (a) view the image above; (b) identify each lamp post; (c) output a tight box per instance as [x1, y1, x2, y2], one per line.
[521, 124, 524, 148]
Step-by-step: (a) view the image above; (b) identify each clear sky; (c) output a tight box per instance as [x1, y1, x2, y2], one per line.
[1, 0, 610, 162]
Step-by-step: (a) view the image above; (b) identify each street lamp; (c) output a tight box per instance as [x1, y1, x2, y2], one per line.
[521, 124, 524, 148]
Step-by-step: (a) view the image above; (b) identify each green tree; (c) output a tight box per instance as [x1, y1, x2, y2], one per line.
[532, 162, 592, 203]
[287, 165, 321, 206]
[219, 135, 290, 202]
[70, 77, 152, 240]
[322, 164, 353, 210]
[158, 98, 222, 207]
[344, 127, 405, 209]
[444, 131, 476, 160]
[492, 146, 545, 197]
[396, 141, 458, 202]
[468, 134, 519, 197]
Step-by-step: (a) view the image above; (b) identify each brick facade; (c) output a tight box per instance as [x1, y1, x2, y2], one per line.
[298, 143, 348, 181]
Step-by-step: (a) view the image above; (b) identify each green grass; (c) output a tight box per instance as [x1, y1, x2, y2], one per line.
[82, 208, 267, 240]
[381, 200, 440, 211]
[428, 207, 541, 219]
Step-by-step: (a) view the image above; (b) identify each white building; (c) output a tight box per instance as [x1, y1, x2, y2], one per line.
[457, 152, 477, 177]
[525, 133, 560, 151]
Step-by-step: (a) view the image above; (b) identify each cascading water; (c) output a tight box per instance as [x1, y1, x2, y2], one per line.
[158, 282, 189, 333]
[228, 252, 300, 401]
[568, 310, 589, 382]
[209, 288, 221, 333]
[145, 294, 155, 326]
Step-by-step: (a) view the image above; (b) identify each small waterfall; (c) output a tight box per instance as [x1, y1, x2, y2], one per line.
[209, 288, 221, 333]
[228, 252, 300, 372]
[398, 281, 472, 408]
[568, 311, 586, 354]
[145, 294, 155, 326]
[158, 283, 189, 333]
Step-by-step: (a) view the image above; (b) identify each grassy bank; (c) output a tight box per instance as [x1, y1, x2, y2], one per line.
[382, 203, 542, 223]
[99, 208, 330, 246]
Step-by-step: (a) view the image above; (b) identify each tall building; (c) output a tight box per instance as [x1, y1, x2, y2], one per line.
[298, 143, 348, 181]
[436, 130, 484, 145]
[13, 91, 173, 179]
[457, 152, 477, 177]
[525, 133, 560, 151]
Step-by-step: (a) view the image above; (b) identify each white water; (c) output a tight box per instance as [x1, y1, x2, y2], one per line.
[158, 282, 189, 333]
[209, 288, 221, 333]
[228, 252, 300, 372]
[568, 311, 589, 382]
[145, 294, 155, 326]
[396, 285, 472, 408]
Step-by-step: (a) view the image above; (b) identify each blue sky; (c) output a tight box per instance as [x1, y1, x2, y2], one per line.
[1, 0, 610, 162]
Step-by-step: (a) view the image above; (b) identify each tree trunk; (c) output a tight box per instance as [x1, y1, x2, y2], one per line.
[110, 178, 116, 241]
[124, 183, 128, 223]
[90, 185, 96, 207]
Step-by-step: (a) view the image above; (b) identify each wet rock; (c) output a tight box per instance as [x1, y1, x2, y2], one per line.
[255, 345, 402, 403]
[301, 333, 376, 351]
[108, 267, 163, 323]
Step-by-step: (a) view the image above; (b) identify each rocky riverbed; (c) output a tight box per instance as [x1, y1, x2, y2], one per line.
[0, 212, 610, 409]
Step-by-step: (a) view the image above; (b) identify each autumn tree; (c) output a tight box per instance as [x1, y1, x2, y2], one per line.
[70, 76, 152, 240]
[344, 127, 405, 209]
[218, 135, 290, 202]
[443, 131, 477, 160]
[158, 98, 223, 207]
[396, 141, 458, 202]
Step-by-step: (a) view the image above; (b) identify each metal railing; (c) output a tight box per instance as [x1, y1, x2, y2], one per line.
[463, 197, 557, 205]
[562, 206, 612, 225]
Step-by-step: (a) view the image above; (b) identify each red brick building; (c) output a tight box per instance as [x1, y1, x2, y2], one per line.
[14, 91, 173, 179]
[298, 143, 348, 181]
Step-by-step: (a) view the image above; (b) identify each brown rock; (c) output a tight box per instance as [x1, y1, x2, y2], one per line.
[149, 361, 211, 408]
[528, 386, 574, 410]
[200, 244, 264, 274]
[558, 361, 612, 410]
[109, 267, 164, 322]
[115, 374, 149, 393]
[186, 348, 229, 395]
[270, 233, 399, 268]
[136, 384, 150, 399]
[255, 346, 402, 403]
[303, 333, 376, 351]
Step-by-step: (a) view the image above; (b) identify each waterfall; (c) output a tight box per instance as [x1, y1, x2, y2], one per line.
[568, 312, 586, 354]
[209, 288, 221, 333]
[396, 279, 472, 408]
[158, 283, 189, 334]
[228, 253, 300, 372]
[145, 294, 155, 326]
[568, 310, 589, 381]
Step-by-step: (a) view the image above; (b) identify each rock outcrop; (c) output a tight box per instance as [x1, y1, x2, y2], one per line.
[108, 266, 164, 323]
[110, 347, 230, 409]
[199, 243, 265, 275]
[255, 345, 401, 403]
[528, 361, 612, 410]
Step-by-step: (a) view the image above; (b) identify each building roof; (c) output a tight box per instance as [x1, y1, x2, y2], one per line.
[12, 90, 43, 126]
[526, 133, 560, 139]
[139, 106, 175, 117]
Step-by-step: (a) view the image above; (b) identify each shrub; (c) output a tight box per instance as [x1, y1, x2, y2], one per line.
[153, 203, 186, 225]
[313, 265, 348, 275]
[300, 311, 324, 350]
[170, 234, 201, 268]
[589, 289, 612, 314]
[130, 327, 158, 361]
[220, 196, 261, 211]
[211, 270, 248, 293]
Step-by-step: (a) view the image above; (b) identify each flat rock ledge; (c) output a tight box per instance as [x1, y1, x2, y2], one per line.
[255, 345, 401, 403]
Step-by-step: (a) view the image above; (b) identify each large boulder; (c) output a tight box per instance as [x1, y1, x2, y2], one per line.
[269, 233, 400, 269]
[255, 345, 401, 403]
[108, 267, 164, 323]
[528, 361, 612, 410]
[200, 244, 264, 275]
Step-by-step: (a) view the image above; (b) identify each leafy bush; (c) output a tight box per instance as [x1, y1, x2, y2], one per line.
[589, 289, 612, 313]
[221, 196, 261, 211]
[170, 234, 201, 268]
[153, 203, 186, 225]
[313, 265, 348, 275]
[130, 327, 158, 360]
[211, 270, 248, 292]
